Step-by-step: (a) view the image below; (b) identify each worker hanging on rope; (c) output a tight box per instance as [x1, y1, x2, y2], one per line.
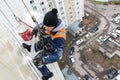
[22, 8, 66, 80]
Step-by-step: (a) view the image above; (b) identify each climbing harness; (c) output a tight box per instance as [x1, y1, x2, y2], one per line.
[33, 27, 55, 65]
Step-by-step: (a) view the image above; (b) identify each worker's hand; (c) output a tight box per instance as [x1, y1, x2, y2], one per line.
[31, 23, 43, 38]
[31, 26, 38, 37]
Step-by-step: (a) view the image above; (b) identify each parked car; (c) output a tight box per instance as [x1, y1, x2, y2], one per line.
[76, 39, 84, 45]
[107, 68, 118, 79]
[85, 33, 91, 39]
[108, 31, 118, 39]
[69, 46, 75, 55]
[69, 56, 75, 63]
[89, 27, 98, 33]
[115, 29, 120, 36]
[84, 74, 92, 80]
[115, 27, 120, 36]
[116, 26, 120, 30]
[98, 35, 107, 42]
[78, 77, 82, 80]
[114, 74, 120, 80]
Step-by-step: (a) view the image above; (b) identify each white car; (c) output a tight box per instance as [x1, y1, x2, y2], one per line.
[76, 39, 84, 45]
[98, 36, 107, 42]
[69, 56, 75, 63]
[116, 29, 120, 34]
[85, 33, 91, 39]
[115, 27, 120, 36]
[114, 74, 120, 80]
[108, 32, 118, 39]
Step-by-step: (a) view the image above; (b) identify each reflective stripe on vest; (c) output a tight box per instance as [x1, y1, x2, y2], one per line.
[46, 28, 66, 40]
[52, 28, 66, 40]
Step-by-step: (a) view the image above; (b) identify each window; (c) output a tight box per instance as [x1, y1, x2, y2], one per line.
[69, 12, 72, 14]
[59, 1, 62, 5]
[49, 2, 52, 7]
[60, 7, 63, 10]
[69, 7, 71, 9]
[30, 0, 34, 4]
[76, 2, 79, 5]
[33, 6, 37, 11]
[42, 8, 46, 11]
[61, 12, 64, 15]
[62, 16, 65, 19]
[40, 2, 44, 5]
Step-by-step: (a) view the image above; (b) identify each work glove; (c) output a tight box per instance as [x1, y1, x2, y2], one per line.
[31, 23, 43, 37]
[31, 26, 38, 37]
[33, 51, 43, 66]
[33, 57, 42, 66]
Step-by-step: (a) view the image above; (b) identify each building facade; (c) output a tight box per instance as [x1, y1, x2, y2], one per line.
[32, 0, 84, 27]
[63, 0, 84, 26]
[0, 0, 84, 28]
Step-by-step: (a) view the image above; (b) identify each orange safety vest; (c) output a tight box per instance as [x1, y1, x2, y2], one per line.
[46, 28, 66, 40]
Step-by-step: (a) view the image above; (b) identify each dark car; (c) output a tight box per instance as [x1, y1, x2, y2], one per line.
[116, 26, 120, 30]
[89, 27, 98, 33]
[69, 46, 75, 55]
[84, 74, 92, 80]
[107, 68, 118, 79]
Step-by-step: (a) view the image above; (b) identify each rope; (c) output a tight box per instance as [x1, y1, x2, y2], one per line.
[4, 0, 33, 28]
[21, 0, 41, 41]
[21, 0, 38, 24]
[4, 0, 34, 41]
[14, 15, 33, 28]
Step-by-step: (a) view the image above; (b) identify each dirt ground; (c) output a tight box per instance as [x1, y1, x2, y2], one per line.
[58, 15, 99, 70]
[58, 15, 120, 71]
[58, 31, 74, 70]
[58, 30, 120, 72]
[84, 47, 120, 70]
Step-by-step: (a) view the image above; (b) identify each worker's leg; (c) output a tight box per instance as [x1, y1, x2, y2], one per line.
[22, 41, 42, 52]
[38, 64, 53, 80]
[43, 48, 63, 64]
[22, 43, 31, 52]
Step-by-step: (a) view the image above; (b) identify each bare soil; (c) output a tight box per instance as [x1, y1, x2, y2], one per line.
[58, 31, 74, 70]
[84, 47, 120, 70]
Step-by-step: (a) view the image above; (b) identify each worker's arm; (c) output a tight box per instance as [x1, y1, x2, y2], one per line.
[42, 38, 65, 64]
[31, 23, 43, 37]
